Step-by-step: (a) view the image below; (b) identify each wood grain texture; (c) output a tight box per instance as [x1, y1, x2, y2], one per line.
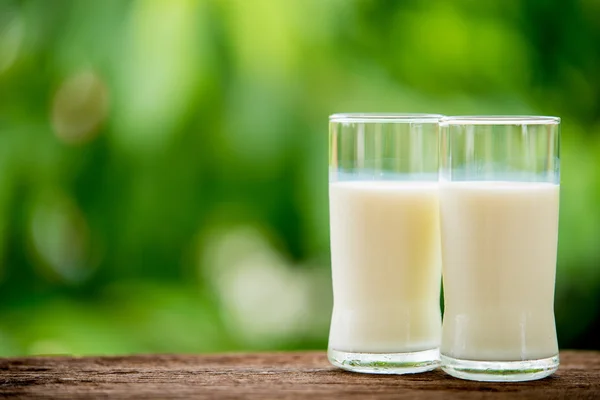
[0, 351, 599, 399]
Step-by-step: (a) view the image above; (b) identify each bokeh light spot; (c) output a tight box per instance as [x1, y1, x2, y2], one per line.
[51, 70, 109, 145]
[29, 193, 94, 284]
[0, 4, 24, 74]
[201, 226, 313, 346]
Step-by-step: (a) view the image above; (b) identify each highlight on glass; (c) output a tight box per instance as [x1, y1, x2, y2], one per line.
[438, 116, 561, 382]
[328, 113, 443, 374]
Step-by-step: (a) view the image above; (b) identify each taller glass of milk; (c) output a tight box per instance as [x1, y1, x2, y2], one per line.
[328, 113, 443, 374]
[439, 116, 561, 382]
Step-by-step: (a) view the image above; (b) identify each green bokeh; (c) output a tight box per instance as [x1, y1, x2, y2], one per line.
[0, 0, 598, 355]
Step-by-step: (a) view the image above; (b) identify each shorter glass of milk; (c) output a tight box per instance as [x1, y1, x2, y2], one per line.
[439, 116, 561, 382]
[328, 113, 443, 374]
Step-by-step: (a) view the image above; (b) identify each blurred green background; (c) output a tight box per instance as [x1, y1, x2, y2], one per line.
[0, 0, 599, 356]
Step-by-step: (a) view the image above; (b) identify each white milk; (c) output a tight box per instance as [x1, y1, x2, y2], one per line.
[328, 181, 442, 353]
[440, 181, 559, 361]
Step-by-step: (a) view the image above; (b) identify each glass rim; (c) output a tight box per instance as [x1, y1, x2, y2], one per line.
[441, 115, 560, 125]
[329, 113, 444, 123]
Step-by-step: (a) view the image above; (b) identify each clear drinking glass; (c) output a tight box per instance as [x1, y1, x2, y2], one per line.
[328, 113, 443, 374]
[439, 116, 560, 382]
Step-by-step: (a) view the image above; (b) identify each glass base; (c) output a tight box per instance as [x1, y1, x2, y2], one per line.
[440, 354, 559, 382]
[328, 348, 440, 374]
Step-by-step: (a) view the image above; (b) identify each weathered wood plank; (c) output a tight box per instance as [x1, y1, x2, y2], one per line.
[0, 351, 598, 399]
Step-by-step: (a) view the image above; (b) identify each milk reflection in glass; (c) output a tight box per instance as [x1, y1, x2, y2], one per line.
[439, 116, 561, 382]
[327, 114, 442, 374]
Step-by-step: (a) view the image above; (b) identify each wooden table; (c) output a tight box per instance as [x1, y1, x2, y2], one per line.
[1, 351, 599, 399]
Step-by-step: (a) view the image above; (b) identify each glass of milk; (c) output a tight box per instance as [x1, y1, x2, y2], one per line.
[328, 113, 443, 374]
[439, 116, 561, 382]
